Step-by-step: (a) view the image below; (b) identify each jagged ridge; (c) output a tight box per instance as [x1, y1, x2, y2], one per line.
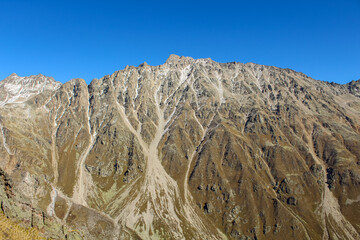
[0, 55, 360, 239]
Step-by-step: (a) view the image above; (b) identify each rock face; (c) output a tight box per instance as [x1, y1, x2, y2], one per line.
[0, 55, 360, 239]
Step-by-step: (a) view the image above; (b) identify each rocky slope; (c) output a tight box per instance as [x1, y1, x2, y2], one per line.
[0, 55, 360, 239]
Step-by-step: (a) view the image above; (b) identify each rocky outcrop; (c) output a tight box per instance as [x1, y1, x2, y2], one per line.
[0, 55, 360, 239]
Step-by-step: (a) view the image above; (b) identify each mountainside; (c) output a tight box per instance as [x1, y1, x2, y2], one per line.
[0, 55, 360, 240]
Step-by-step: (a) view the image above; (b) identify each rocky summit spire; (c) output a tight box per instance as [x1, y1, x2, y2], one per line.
[0, 56, 359, 239]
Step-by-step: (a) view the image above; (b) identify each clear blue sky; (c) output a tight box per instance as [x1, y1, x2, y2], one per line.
[0, 0, 359, 84]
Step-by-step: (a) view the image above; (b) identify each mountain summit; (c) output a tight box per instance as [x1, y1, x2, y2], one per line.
[0, 56, 360, 239]
[0, 73, 61, 107]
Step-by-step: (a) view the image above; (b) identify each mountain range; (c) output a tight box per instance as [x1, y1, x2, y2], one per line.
[0, 55, 360, 239]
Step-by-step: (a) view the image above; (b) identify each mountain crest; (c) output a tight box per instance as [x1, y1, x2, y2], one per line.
[165, 54, 195, 65]
[0, 73, 61, 107]
[0, 56, 360, 239]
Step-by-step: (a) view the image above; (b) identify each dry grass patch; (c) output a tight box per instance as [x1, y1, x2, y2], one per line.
[0, 212, 46, 240]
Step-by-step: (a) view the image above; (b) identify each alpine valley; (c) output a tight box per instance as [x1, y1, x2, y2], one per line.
[0, 55, 360, 240]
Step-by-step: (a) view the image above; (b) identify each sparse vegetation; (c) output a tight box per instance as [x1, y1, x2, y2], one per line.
[0, 212, 46, 240]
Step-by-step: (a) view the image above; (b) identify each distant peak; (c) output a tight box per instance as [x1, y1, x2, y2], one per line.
[2, 73, 19, 81]
[139, 62, 149, 67]
[166, 54, 181, 62]
[4, 73, 47, 80]
[165, 54, 194, 65]
[1, 73, 61, 90]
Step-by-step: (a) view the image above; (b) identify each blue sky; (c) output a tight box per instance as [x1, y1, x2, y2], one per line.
[0, 0, 359, 84]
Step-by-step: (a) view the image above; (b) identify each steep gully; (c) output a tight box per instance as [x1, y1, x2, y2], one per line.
[306, 126, 360, 240]
[112, 71, 224, 239]
[44, 66, 226, 239]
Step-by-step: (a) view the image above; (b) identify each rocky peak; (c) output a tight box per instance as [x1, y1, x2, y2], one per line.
[347, 79, 360, 97]
[0, 73, 61, 107]
[165, 54, 195, 66]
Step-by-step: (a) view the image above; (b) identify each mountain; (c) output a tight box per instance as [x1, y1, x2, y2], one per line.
[0, 55, 360, 240]
[0, 73, 61, 107]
